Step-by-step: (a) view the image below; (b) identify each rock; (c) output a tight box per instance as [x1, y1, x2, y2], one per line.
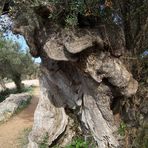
[0, 93, 31, 122]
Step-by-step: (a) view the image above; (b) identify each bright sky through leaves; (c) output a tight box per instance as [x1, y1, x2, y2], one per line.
[0, 14, 41, 63]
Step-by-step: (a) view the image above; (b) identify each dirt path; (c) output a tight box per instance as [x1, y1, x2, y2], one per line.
[0, 87, 39, 148]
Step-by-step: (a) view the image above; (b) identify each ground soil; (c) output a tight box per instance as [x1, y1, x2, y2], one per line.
[0, 80, 39, 148]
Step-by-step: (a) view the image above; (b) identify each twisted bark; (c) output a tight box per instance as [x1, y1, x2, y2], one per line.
[12, 3, 138, 148]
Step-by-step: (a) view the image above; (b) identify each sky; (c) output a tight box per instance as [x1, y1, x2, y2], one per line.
[6, 32, 41, 63]
[0, 14, 41, 63]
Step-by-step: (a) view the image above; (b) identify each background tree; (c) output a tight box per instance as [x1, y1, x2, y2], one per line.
[0, 37, 37, 92]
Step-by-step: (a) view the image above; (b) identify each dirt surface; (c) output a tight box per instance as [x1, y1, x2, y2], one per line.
[0, 80, 39, 148]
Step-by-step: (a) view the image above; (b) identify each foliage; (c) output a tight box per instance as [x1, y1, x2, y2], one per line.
[17, 127, 32, 148]
[47, 0, 122, 26]
[65, 138, 89, 148]
[2, 0, 148, 50]
[113, 0, 148, 51]
[6, 0, 147, 52]
[0, 37, 37, 91]
[11, 0, 122, 27]
[0, 86, 33, 102]
[119, 53, 148, 147]
[118, 121, 127, 136]
[0, 88, 11, 102]
[9, 0, 147, 56]
[0, 39, 33, 77]
[39, 133, 49, 148]
[132, 55, 148, 83]
[53, 137, 95, 148]
[133, 122, 148, 148]
[15, 96, 32, 114]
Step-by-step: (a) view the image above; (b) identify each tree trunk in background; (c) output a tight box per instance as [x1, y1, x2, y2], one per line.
[12, 74, 23, 92]
[0, 78, 6, 91]
[12, 3, 138, 148]
[0, 0, 6, 14]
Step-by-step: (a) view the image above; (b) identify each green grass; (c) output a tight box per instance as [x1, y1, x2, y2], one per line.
[17, 127, 32, 148]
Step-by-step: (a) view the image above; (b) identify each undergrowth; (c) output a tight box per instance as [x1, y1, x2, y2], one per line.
[0, 86, 34, 102]
[17, 127, 32, 148]
[118, 121, 127, 136]
[39, 133, 49, 148]
[52, 137, 96, 148]
[15, 96, 32, 114]
[65, 138, 90, 148]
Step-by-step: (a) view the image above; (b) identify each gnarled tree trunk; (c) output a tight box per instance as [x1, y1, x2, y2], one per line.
[12, 2, 138, 148]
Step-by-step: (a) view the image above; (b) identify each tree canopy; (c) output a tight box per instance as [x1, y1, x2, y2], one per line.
[0, 37, 37, 91]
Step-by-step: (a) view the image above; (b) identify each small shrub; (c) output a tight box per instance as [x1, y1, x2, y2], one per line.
[0, 88, 11, 102]
[118, 121, 127, 136]
[65, 138, 90, 148]
[53, 136, 96, 148]
[65, 137, 96, 148]
[65, 15, 78, 27]
[0, 86, 34, 103]
[15, 97, 32, 114]
[17, 127, 32, 148]
[39, 133, 49, 148]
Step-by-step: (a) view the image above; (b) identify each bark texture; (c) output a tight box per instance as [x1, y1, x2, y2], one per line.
[12, 4, 138, 148]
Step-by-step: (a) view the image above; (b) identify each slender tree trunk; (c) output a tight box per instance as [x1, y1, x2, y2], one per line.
[0, 0, 6, 14]
[0, 78, 6, 91]
[122, 0, 133, 50]
[12, 74, 23, 92]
